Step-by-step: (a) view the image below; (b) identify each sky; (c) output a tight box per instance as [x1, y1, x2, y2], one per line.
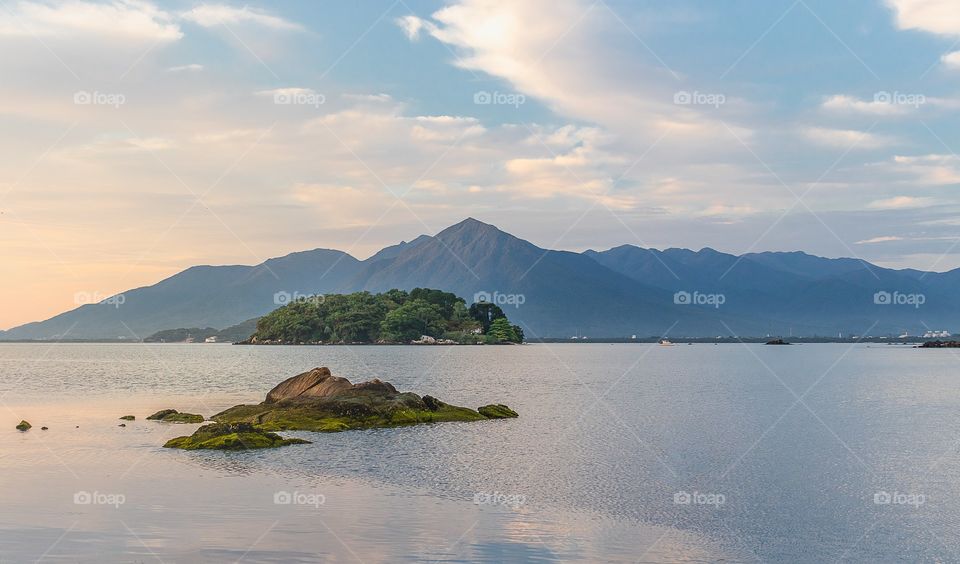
[2, 0, 960, 329]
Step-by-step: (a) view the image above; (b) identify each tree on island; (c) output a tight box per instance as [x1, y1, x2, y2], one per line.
[380, 299, 448, 342]
[250, 288, 523, 344]
[488, 317, 524, 343]
[468, 301, 506, 333]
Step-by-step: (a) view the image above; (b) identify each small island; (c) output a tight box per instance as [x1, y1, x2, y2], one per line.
[164, 367, 518, 450]
[919, 340, 960, 348]
[240, 288, 524, 345]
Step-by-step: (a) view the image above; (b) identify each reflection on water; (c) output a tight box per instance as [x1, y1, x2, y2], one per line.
[2, 343, 960, 561]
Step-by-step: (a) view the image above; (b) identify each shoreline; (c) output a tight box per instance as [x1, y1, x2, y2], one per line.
[0, 337, 940, 345]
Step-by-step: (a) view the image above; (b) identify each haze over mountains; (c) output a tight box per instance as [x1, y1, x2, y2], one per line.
[3, 218, 957, 340]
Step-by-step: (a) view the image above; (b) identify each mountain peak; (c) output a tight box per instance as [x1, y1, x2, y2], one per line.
[437, 217, 506, 239]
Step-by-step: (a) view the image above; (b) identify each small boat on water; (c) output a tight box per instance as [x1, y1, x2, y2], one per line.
[658, 339, 673, 346]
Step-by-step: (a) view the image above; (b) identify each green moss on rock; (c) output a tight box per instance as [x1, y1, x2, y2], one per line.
[210, 367, 512, 433]
[163, 423, 311, 450]
[15, 420, 31, 431]
[146, 409, 204, 423]
[478, 404, 519, 419]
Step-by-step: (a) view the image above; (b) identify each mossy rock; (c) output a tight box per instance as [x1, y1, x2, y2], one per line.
[15, 420, 31, 431]
[163, 423, 311, 450]
[146, 409, 204, 423]
[207, 367, 516, 435]
[119, 415, 136, 421]
[478, 404, 519, 419]
[213, 391, 488, 433]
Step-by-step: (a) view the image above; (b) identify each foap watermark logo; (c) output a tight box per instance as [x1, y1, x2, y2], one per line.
[73, 90, 126, 108]
[673, 290, 725, 308]
[674, 90, 726, 109]
[74, 490, 125, 508]
[473, 491, 526, 509]
[874, 91, 926, 109]
[874, 490, 925, 507]
[74, 291, 126, 308]
[273, 89, 325, 108]
[274, 490, 326, 508]
[473, 290, 525, 309]
[273, 291, 325, 307]
[674, 490, 725, 507]
[873, 290, 925, 309]
[473, 90, 526, 108]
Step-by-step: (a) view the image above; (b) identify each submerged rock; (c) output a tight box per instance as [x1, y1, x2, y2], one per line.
[213, 367, 517, 433]
[163, 422, 311, 450]
[478, 404, 519, 419]
[40, 426, 48, 431]
[15, 420, 31, 431]
[119, 415, 136, 421]
[146, 409, 204, 423]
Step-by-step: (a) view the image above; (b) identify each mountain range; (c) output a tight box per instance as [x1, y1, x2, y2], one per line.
[2, 218, 956, 340]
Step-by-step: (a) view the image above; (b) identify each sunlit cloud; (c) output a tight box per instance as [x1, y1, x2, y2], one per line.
[167, 63, 204, 72]
[867, 196, 934, 210]
[803, 127, 894, 149]
[856, 235, 904, 244]
[0, 0, 182, 41]
[885, 0, 960, 35]
[181, 4, 302, 31]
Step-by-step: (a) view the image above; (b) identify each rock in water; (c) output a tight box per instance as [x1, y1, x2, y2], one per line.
[15, 420, 31, 431]
[478, 404, 519, 419]
[119, 415, 135, 421]
[164, 423, 311, 450]
[213, 367, 516, 433]
[146, 409, 204, 423]
[264, 367, 397, 403]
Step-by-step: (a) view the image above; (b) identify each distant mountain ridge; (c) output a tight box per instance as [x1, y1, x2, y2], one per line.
[2, 218, 957, 339]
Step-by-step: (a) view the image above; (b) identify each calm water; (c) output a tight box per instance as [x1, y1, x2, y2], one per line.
[1, 343, 959, 563]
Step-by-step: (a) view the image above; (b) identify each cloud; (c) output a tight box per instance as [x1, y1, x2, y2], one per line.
[410, 116, 486, 142]
[803, 127, 894, 149]
[941, 50, 960, 68]
[399, 0, 751, 152]
[167, 63, 204, 72]
[821, 94, 910, 115]
[256, 87, 320, 97]
[396, 15, 431, 40]
[867, 196, 933, 209]
[181, 4, 302, 31]
[59, 136, 176, 157]
[342, 93, 394, 103]
[888, 154, 960, 185]
[0, 0, 182, 41]
[856, 236, 905, 244]
[886, 0, 960, 35]
[255, 88, 325, 106]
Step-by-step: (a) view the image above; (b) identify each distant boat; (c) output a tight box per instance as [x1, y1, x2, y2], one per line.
[659, 339, 673, 346]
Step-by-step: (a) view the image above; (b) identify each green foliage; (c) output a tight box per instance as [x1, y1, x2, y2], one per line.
[468, 302, 506, 333]
[380, 299, 446, 342]
[252, 288, 506, 344]
[488, 317, 523, 343]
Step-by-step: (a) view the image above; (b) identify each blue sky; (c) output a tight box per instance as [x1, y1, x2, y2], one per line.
[1, 0, 960, 327]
